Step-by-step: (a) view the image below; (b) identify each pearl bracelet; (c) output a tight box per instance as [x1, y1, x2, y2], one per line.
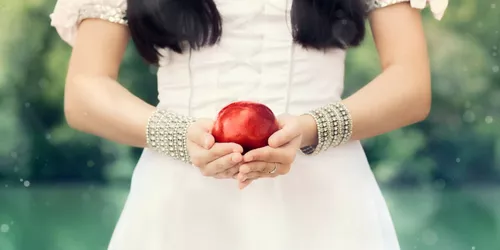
[146, 109, 195, 163]
[300, 102, 353, 155]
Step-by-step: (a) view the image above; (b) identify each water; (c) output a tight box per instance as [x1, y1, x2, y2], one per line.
[0, 185, 499, 250]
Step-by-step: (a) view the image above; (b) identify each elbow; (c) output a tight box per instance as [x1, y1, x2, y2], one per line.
[63, 75, 86, 131]
[414, 94, 431, 122]
[63, 100, 81, 130]
[411, 73, 432, 123]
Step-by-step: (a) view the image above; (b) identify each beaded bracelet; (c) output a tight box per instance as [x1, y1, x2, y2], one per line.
[146, 109, 195, 163]
[300, 102, 353, 155]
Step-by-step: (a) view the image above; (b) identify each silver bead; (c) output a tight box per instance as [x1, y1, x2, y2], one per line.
[146, 109, 195, 164]
[78, 4, 127, 25]
[366, 0, 411, 13]
[300, 101, 353, 156]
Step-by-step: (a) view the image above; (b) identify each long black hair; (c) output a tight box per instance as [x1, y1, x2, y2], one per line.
[127, 0, 367, 65]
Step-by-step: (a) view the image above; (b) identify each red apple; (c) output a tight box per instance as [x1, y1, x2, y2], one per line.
[212, 101, 280, 153]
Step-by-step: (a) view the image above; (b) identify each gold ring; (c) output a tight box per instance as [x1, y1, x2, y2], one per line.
[269, 163, 278, 174]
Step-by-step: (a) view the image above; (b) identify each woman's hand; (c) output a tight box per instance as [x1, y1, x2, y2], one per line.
[236, 114, 303, 189]
[187, 118, 244, 179]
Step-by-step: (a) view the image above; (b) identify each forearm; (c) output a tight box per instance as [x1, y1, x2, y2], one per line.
[64, 74, 156, 148]
[344, 63, 431, 140]
[299, 64, 430, 148]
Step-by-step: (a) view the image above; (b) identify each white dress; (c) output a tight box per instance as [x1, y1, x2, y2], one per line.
[50, 0, 447, 249]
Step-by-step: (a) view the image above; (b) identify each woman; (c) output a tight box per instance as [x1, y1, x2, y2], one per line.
[50, 0, 447, 249]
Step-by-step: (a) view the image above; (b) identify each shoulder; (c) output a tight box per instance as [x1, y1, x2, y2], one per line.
[50, 0, 128, 46]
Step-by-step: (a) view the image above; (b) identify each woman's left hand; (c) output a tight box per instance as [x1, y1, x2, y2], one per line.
[236, 114, 303, 189]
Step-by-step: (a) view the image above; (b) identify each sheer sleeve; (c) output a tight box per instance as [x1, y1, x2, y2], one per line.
[367, 0, 448, 20]
[50, 0, 127, 46]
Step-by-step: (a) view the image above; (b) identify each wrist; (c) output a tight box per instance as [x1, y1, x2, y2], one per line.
[298, 102, 353, 155]
[146, 109, 195, 163]
[298, 114, 318, 148]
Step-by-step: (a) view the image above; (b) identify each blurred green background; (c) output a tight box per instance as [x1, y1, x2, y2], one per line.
[0, 0, 499, 249]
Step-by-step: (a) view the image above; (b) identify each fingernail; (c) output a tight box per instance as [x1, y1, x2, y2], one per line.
[245, 156, 253, 162]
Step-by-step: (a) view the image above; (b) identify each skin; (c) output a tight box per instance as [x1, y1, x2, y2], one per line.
[64, 3, 430, 189]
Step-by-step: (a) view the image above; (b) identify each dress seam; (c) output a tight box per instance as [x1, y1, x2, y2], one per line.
[187, 48, 194, 116]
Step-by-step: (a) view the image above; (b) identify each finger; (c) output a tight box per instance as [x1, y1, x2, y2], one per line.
[238, 162, 278, 182]
[199, 142, 243, 163]
[203, 152, 243, 176]
[268, 115, 302, 148]
[213, 165, 240, 179]
[243, 146, 289, 164]
[223, 165, 241, 179]
[239, 179, 254, 190]
[238, 161, 275, 175]
[189, 142, 241, 168]
[242, 171, 276, 180]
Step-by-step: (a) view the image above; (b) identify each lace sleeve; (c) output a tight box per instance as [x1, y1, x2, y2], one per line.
[366, 0, 448, 20]
[50, 0, 127, 46]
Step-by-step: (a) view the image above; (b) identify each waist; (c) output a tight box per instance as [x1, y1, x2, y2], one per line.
[155, 46, 346, 117]
[156, 79, 344, 118]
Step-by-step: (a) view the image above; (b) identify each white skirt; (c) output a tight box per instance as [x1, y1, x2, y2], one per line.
[108, 141, 400, 250]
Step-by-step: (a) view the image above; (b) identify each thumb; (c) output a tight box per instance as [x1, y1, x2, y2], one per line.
[268, 114, 299, 148]
[188, 118, 215, 149]
[196, 118, 215, 132]
[275, 113, 292, 129]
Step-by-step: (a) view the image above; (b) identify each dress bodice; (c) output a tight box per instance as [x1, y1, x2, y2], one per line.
[48, 2, 449, 249]
[156, 0, 346, 118]
[50, 0, 448, 119]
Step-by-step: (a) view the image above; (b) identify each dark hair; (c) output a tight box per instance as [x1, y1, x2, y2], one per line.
[127, 0, 367, 65]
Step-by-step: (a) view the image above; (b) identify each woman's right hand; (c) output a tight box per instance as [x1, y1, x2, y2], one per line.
[187, 118, 244, 179]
